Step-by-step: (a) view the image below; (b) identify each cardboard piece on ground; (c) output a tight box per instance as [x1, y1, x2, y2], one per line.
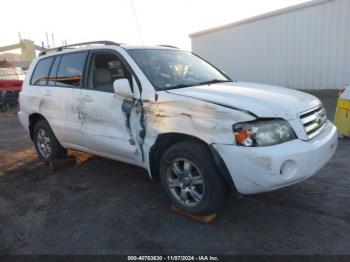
[170, 204, 216, 223]
[49, 156, 76, 171]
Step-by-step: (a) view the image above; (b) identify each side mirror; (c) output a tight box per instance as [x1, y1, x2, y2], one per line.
[113, 79, 133, 98]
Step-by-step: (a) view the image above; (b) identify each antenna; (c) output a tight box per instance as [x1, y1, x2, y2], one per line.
[130, 0, 146, 46]
[130, 0, 151, 92]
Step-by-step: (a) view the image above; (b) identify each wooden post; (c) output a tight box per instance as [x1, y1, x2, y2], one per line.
[170, 204, 217, 223]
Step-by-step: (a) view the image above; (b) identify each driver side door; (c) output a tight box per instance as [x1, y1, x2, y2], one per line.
[79, 50, 142, 164]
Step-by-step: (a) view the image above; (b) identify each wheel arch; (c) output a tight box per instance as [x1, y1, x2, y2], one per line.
[148, 132, 237, 191]
[28, 113, 48, 140]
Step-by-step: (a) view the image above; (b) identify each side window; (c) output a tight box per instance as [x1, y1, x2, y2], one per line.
[47, 56, 61, 86]
[56, 52, 87, 87]
[30, 57, 55, 86]
[89, 52, 131, 93]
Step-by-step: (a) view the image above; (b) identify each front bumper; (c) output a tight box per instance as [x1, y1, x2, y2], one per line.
[213, 121, 338, 194]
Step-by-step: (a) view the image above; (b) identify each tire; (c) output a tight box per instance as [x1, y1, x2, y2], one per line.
[33, 120, 67, 163]
[159, 140, 228, 215]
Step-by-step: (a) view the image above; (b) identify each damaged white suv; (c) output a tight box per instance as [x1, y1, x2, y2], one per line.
[19, 41, 338, 215]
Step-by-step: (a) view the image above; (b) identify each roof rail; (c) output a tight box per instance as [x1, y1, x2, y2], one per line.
[39, 41, 120, 56]
[158, 45, 180, 49]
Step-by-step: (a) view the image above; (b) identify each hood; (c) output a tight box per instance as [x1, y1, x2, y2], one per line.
[167, 82, 321, 120]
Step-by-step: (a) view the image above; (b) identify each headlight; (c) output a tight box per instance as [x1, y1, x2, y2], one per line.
[233, 119, 296, 147]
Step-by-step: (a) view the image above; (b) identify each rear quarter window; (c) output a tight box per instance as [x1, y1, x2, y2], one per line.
[30, 57, 55, 86]
[55, 52, 87, 87]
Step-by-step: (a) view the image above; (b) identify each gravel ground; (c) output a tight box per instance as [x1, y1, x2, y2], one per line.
[0, 90, 349, 255]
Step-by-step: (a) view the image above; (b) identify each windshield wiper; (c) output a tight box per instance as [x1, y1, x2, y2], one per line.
[162, 83, 197, 90]
[198, 79, 232, 86]
[162, 79, 233, 91]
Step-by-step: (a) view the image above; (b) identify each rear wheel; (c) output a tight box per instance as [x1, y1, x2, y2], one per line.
[33, 120, 67, 162]
[159, 140, 228, 215]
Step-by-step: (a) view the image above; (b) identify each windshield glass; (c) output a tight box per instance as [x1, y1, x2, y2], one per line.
[127, 49, 231, 90]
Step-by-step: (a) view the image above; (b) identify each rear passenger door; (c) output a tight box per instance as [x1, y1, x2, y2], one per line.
[29, 52, 88, 148]
[52, 52, 88, 148]
[79, 50, 141, 163]
[29, 55, 72, 145]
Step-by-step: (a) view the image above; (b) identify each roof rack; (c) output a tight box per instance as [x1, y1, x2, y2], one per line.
[39, 41, 120, 56]
[158, 45, 179, 49]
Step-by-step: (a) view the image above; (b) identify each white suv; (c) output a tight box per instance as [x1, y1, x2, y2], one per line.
[18, 41, 338, 215]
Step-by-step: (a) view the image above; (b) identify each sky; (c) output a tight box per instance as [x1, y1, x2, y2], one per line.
[1, 0, 309, 51]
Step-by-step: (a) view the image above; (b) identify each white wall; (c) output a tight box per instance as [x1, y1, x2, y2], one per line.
[191, 0, 350, 90]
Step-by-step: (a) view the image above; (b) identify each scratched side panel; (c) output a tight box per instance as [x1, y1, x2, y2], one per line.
[19, 84, 68, 142]
[135, 91, 255, 174]
[142, 92, 255, 145]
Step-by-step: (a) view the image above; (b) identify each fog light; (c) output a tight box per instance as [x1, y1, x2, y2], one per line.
[280, 160, 297, 179]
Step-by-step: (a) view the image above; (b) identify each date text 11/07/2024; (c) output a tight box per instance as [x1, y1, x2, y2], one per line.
[127, 256, 220, 261]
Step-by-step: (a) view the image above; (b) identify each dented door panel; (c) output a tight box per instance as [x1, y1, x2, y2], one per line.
[79, 89, 142, 162]
[46, 87, 75, 145]
[62, 88, 84, 148]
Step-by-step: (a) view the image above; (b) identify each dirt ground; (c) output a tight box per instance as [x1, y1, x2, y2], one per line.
[0, 90, 349, 255]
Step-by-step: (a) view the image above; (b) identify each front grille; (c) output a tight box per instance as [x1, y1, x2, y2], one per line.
[299, 105, 327, 139]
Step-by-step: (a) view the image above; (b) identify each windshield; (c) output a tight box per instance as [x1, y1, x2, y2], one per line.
[127, 49, 231, 90]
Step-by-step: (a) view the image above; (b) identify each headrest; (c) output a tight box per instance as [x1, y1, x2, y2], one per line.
[94, 68, 111, 84]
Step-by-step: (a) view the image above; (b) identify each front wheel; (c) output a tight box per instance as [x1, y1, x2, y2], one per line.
[33, 120, 67, 163]
[159, 141, 228, 215]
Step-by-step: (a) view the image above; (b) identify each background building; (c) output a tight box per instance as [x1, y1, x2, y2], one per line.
[190, 0, 350, 90]
[0, 39, 42, 69]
